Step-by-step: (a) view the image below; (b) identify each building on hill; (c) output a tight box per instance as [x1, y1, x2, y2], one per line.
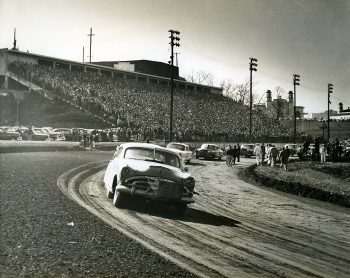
[311, 110, 338, 120]
[93, 60, 185, 81]
[330, 102, 350, 120]
[265, 90, 304, 119]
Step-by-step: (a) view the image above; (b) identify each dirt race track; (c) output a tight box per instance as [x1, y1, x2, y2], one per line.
[58, 158, 350, 278]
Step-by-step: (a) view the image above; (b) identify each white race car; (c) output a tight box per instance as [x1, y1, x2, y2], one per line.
[166, 142, 193, 163]
[104, 143, 195, 215]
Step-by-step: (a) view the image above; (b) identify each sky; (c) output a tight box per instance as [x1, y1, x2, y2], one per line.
[0, 0, 349, 114]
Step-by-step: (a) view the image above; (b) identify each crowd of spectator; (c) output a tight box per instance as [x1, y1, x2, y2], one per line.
[9, 61, 291, 142]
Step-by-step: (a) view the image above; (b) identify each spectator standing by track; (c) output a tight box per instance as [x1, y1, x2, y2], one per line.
[89, 131, 95, 151]
[261, 143, 266, 164]
[303, 140, 310, 156]
[83, 131, 88, 149]
[279, 146, 291, 171]
[297, 145, 303, 160]
[28, 126, 34, 141]
[254, 143, 262, 166]
[226, 145, 233, 167]
[320, 144, 327, 162]
[270, 145, 279, 167]
[266, 144, 272, 166]
[236, 143, 241, 162]
[232, 145, 238, 165]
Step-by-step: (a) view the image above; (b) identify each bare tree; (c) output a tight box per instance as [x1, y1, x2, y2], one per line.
[186, 70, 215, 86]
[221, 79, 257, 106]
[274, 86, 285, 98]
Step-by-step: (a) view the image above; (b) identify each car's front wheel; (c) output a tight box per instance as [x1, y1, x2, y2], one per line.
[174, 203, 187, 215]
[105, 183, 113, 199]
[113, 190, 128, 208]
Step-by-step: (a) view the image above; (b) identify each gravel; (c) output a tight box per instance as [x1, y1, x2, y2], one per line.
[0, 151, 196, 278]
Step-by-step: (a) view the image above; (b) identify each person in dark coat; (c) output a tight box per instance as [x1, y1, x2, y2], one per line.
[236, 143, 241, 162]
[83, 131, 88, 149]
[261, 143, 266, 164]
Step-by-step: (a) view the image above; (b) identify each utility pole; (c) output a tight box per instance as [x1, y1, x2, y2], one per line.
[174, 52, 180, 67]
[249, 58, 258, 143]
[327, 83, 333, 142]
[83, 46, 85, 63]
[293, 74, 300, 144]
[168, 30, 180, 142]
[87, 28, 95, 63]
[12, 28, 18, 50]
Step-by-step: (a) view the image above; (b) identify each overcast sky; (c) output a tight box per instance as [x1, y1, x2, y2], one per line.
[0, 0, 349, 113]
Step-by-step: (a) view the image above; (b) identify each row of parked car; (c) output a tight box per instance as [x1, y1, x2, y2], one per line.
[0, 126, 73, 141]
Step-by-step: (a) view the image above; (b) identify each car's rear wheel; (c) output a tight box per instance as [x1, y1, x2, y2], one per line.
[174, 203, 187, 215]
[113, 190, 128, 208]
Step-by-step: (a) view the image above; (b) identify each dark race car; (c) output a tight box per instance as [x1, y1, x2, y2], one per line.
[195, 144, 223, 160]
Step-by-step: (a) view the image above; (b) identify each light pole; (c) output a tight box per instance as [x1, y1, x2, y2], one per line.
[87, 28, 95, 63]
[168, 29, 180, 142]
[293, 74, 300, 143]
[249, 58, 258, 143]
[327, 83, 333, 142]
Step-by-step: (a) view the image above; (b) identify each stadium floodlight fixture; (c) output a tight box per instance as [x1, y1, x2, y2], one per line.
[293, 74, 300, 86]
[328, 83, 333, 93]
[250, 57, 258, 62]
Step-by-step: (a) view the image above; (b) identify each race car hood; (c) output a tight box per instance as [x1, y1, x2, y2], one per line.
[121, 159, 189, 184]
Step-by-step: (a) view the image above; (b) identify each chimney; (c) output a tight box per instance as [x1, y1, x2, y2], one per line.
[266, 90, 272, 102]
[288, 91, 293, 102]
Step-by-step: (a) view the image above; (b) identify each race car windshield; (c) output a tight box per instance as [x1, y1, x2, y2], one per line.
[124, 147, 180, 168]
[169, 144, 185, 151]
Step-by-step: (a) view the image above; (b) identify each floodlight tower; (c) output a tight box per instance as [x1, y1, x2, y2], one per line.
[168, 29, 180, 142]
[87, 28, 95, 63]
[249, 58, 258, 143]
[293, 74, 300, 143]
[327, 83, 333, 142]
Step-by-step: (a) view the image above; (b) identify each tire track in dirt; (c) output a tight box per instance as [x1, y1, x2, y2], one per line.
[58, 159, 350, 278]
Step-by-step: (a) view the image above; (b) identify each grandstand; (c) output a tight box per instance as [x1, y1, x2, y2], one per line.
[0, 48, 291, 142]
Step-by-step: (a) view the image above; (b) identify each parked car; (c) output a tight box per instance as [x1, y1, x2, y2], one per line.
[31, 128, 50, 141]
[104, 143, 195, 214]
[240, 144, 256, 157]
[166, 142, 193, 163]
[0, 127, 21, 140]
[53, 128, 73, 141]
[195, 144, 223, 160]
[42, 127, 65, 141]
[284, 144, 298, 156]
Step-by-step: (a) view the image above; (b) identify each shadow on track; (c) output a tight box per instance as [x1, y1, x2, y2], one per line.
[121, 199, 241, 227]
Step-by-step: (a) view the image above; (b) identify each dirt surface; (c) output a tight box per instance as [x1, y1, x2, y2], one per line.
[0, 152, 196, 278]
[58, 157, 350, 277]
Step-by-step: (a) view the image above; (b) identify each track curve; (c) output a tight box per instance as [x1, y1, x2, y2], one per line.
[58, 159, 350, 278]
